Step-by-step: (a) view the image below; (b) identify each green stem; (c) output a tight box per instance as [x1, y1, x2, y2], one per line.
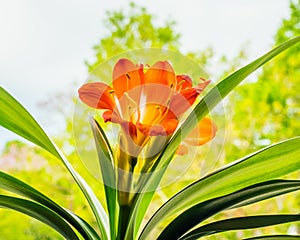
[117, 204, 131, 240]
[115, 147, 137, 239]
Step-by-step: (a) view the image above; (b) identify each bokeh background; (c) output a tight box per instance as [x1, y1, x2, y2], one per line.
[0, 0, 299, 239]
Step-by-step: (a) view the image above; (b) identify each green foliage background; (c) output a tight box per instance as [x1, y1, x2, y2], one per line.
[0, 1, 299, 239]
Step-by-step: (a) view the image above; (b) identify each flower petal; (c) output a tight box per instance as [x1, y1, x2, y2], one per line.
[144, 61, 176, 87]
[184, 117, 217, 146]
[112, 58, 143, 98]
[168, 78, 211, 118]
[168, 88, 199, 118]
[103, 109, 127, 124]
[135, 85, 172, 125]
[195, 78, 211, 94]
[102, 110, 113, 122]
[176, 75, 193, 91]
[139, 84, 172, 108]
[120, 121, 137, 142]
[102, 109, 138, 142]
[78, 82, 115, 110]
[137, 118, 178, 136]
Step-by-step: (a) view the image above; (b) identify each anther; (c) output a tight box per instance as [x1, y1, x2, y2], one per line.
[126, 73, 131, 80]
[178, 80, 186, 86]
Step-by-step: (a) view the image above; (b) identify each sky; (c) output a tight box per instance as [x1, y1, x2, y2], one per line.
[0, 0, 291, 149]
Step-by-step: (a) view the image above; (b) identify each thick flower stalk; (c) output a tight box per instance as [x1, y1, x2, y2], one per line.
[78, 58, 216, 205]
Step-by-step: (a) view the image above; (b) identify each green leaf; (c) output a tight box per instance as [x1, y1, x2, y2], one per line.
[91, 118, 117, 239]
[0, 87, 57, 156]
[0, 195, 80, 240]
[244, 235, 300, 240]
[129, 36, 300, 240]
[139, 137, 300, 239]
[180, 215, 300, 240]
[0, 86, 109, 240]
[0, 171, 100, 240]
[157, 180, 300, 239]
[167, 36, 300, 165]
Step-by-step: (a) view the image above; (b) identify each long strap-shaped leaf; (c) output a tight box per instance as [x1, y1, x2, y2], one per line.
[91, 118, 117, 239]
[245, 235, 300, 240]
[157, 180, 300, 239]
[127, 36, 300, 240]
[139, 137, 300, 239]
[180, 214, 300, 240]
[0, 87, 109, 239]
[0, 195, 80, 240]
[0, 171, 100, 240]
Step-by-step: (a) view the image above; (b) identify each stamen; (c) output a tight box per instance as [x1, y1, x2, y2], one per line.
[124, 92, 138, 107]
[159, 104, 171, 123]
[177, 80, 186, 92]
[179, 80, 186, 86]
[109, 90, 123, 119]
[152, 105, 163, 124]
[166, 87, 175, 107]
[124, 92, 140, 122]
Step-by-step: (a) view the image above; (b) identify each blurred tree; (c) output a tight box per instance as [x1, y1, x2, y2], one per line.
[225, 0, 300, 161]
[86, 2, 180, 72]
[214, 2, 300, 238]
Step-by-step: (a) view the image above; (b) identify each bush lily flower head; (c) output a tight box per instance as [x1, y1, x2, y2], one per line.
[78, 58, 217, 159]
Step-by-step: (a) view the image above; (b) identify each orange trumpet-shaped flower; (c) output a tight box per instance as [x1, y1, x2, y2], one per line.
[78, 58, 213, 154]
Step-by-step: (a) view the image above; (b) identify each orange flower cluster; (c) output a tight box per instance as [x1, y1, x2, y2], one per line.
[79, 58, 216, 155]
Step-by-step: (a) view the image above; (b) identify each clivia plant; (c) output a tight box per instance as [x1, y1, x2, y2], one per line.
[0, 36, 300, 240]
